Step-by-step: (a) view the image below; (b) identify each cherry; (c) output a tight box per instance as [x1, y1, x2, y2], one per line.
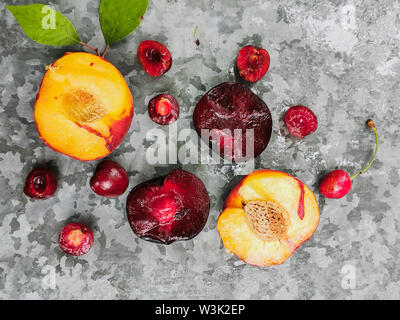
[23, 167, 57, 199]
[58, 223, 94, 256]
[137, 40, 172, 77]
[237, 45, 270, 82]
[285, 105, 318, 138]
[148, 94, 179, 125]
[90, 160, 129, 198]
[320, 120, 378, 199]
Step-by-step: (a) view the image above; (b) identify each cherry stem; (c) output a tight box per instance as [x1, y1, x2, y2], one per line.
[101, 44, 110, 58]
[80, 42, 100, 56]
[350, 119, 378, 180]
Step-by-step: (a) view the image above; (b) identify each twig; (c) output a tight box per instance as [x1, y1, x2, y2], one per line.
[101, 44, 110, 59]
[80, 41, 100, 56]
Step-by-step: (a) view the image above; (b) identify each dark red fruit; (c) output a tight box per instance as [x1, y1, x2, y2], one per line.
[58, 223, 94, 256]
[126, 169, 210, 244]
[285, 105, 318, 138]
[148, 94, 179, 125]
[137, 40, 172, 77]
[90, 160, 129, 198]
[193, 82, 272, 162]
[319, 169, 352, 199]
[23, 167, 57, 199]
[237, 45, 270, 82]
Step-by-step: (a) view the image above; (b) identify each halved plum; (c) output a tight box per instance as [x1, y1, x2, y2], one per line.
[193, 82, 272, 161]
[137, 40, 172, 77]
[126, 169, 210, 244]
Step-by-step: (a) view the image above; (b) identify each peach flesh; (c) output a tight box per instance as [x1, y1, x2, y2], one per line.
[34, 52, 133, 161]
[218, 170, 320, 267]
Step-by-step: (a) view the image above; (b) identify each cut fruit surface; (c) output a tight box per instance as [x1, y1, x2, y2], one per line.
[24, 167, 57, 199]
[34, 52, 133, 161]
[218, 170, 320, 267]
[148, 94, 179, 125]
[126, 169, 210, 244]
[285, 105, 318, 138]
[58, 222, 94, 256]
[193, 82, 272, 161]
[137, 40, 172, 77]
[237, 45, 270, 82]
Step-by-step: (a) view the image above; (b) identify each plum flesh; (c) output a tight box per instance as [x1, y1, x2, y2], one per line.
[126, 169, 210, 244]
[193, 82, 272, 161]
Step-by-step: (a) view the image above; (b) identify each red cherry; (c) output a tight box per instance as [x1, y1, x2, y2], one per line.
[59, 223, 94, 256]
[237, 45, 270, 82]
[24, 167, 57, 199]
[320, 170, 352, 198]
[90, 160, 129, 198]
[148, 94, 179, 125]
[285, 105, 318, 138]
[320, 120, 378, 199]
[137, 40, 172, 77]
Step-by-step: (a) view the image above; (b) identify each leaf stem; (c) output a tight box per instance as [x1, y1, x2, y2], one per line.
[80, 41, 100, 56]
[101, 44, 110, 58]
[350, 119, 378, 180]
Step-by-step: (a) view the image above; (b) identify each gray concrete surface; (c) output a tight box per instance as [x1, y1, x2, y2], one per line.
[0, 0, 399, 299]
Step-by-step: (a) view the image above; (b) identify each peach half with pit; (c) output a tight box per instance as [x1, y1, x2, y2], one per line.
[34, 52, 133, 161]
[217, 170, 320, 267]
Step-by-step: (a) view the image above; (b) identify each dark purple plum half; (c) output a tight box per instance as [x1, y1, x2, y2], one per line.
[126, 169, 210, 244]
[193, 82, 272, 162]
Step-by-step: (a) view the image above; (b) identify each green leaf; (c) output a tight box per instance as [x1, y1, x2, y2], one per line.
[7, 4, 80, 46]
[99, 0, 148, 45]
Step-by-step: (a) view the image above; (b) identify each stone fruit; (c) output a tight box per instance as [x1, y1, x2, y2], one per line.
[285, 105, 318, 138]
[126, 169, 210, 244]
[90, 160, 129, 197]
[148, 94, 179, 125]
[237, 45, 270, 82]
[193, 82, 272, 162]
[320, 119, 378, 199]
[34, 52, 133, 161]
[24, 167, 57, 199]
[137, 40, 172, 77]
[217, 170, 320, 267]
[59, 222, 94, 256]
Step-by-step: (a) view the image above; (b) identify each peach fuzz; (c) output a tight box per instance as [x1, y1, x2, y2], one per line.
[34, 52, 133, 161]
[218, 169, 320, 267]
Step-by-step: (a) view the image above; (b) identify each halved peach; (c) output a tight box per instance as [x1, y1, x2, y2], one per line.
[34, 52, 133, 161]
[218, 170, 320, 267]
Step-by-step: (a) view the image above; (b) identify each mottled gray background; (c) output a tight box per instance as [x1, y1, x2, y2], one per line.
[0, 0, 399, 300]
